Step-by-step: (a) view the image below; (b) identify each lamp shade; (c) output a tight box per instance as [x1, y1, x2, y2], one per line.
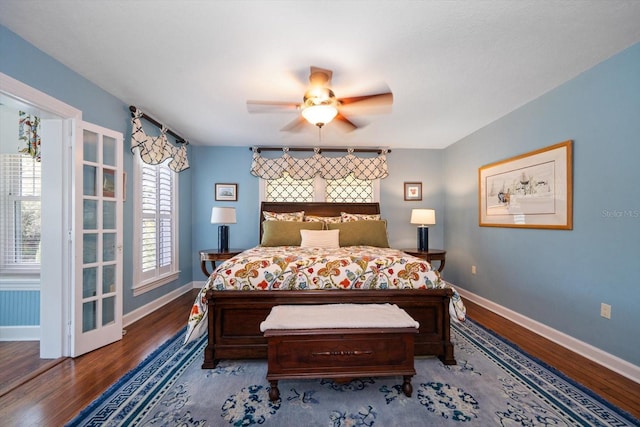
[301, 104, 338, 127]
[410, 209, 436, 226]
[210, 207, 236, 224]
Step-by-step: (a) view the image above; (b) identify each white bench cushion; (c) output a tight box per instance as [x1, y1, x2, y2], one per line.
[260, 303, 419, 332]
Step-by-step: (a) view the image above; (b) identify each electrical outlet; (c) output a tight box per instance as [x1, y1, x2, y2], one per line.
[600, 303, 611, 319]
[471, 265, 477, 275]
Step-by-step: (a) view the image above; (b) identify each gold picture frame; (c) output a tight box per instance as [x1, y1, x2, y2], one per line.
[478, 140, 573, 229]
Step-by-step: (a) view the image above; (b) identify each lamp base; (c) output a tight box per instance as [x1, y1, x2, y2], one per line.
[218, 225, 229, 252]
[417, 226, 429, 252]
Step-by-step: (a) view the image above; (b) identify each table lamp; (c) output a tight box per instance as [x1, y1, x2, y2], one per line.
[210, 207, 236, 252]
[410, 209, 436, 251]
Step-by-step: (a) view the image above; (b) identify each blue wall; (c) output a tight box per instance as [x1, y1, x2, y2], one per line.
[0, 25, 194, 316]
[443, 42, 640, 365]
[0, 291, 39, 325]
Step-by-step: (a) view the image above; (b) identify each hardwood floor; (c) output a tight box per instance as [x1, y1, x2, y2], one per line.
[0, 291, 637, 426]
[0, 289, 198, 427]
[464, 300, 640, 419]
[0, 342, 64, 398]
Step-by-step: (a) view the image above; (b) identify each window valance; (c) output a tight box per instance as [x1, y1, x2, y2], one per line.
[130, 108, 189, 172]
[250, 148, 389, 180]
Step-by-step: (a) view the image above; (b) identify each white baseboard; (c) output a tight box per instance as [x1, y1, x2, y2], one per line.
[456, 286, 640, 384]
[0, 325, 39, 341]
[123, 282, 195, 328]
[193, 281, 206, 289]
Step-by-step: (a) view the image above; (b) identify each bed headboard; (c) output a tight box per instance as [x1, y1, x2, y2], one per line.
[259, 202, 380, 240]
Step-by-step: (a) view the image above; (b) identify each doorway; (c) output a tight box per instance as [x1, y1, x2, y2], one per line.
[1, 72, 124, 365]
[0, 73, 79, 362]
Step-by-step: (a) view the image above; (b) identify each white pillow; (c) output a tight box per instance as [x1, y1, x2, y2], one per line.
[300, 229, 340, 248]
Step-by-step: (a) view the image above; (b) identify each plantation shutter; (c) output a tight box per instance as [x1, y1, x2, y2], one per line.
[0, 154, 41, 271]
[157, 165, 173, 272]
[140, 162, 173, 281]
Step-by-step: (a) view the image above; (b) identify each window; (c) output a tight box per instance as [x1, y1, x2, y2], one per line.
[262, 172, 378, 203]
[133, 156, 179, 295]
[0, 154, 41, 274]
[265, 172, 314, 202]
[326, 174, 375, 202]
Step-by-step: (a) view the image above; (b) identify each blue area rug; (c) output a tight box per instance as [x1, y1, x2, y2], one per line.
[67, 319, 639, 426]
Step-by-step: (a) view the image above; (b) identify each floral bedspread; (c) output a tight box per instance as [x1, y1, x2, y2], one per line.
[185, 246, 466, 343]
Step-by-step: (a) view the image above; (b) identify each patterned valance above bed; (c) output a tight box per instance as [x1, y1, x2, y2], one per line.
[250, 147, 389, 180]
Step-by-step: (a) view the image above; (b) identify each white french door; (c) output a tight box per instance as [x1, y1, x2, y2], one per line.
[72, 122, 123, 357]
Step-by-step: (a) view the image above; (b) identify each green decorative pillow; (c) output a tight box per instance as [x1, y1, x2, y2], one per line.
[303, 215, 343, 229]
[328, 220, 390, 247]
[261, 221, 323, 246]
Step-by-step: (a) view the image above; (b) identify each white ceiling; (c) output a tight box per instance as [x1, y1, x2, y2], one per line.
[2, 1, 640, 149]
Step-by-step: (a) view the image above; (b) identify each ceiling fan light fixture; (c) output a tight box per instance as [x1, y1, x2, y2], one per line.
[302, 87, 338, 127]
[247, 66, 393, 132]
[301, 104, 338, 127]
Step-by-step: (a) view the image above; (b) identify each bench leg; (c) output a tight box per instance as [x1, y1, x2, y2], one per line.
[269, 380, 280, 402]
[402, 375, 413, 397]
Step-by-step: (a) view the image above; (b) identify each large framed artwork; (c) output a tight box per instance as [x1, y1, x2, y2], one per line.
[478, 140, 573, 229]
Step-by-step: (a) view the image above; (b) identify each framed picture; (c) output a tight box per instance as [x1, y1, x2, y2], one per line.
[215, 183, 237, 201]
[479, 140, 573, 229]
[404, 182, 422, 201]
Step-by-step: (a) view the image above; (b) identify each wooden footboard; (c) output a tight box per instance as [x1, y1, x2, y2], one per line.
[202, 289, 456, 369]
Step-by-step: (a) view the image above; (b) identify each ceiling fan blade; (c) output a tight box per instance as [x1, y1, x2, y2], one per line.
[280, 116, 308, 132]
[334, 113, 358, 132]
[247, 100, 300, 113]
[338, 92, 393, 108]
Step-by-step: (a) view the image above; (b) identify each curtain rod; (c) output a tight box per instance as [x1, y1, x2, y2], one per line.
[250, 146, 391, 154]
[129, 105, 188, 144]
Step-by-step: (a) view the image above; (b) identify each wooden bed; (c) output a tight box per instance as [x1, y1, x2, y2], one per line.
[202, 202, 455, 369]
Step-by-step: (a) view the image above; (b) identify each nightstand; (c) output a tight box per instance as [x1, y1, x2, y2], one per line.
[199, 248, 243, 278]
[400, 249, 446, 273]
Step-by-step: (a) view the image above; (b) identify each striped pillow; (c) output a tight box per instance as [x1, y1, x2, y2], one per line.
[300, 229, 340, 248]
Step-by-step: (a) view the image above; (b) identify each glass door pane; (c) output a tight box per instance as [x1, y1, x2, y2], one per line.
[103, 135, 116, 166]
[83, 130, 98, 163]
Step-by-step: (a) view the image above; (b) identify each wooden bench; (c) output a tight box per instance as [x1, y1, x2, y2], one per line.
[261, 304, 419, 402]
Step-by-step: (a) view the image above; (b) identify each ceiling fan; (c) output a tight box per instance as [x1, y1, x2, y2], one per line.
[246, 66, 393, 132]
